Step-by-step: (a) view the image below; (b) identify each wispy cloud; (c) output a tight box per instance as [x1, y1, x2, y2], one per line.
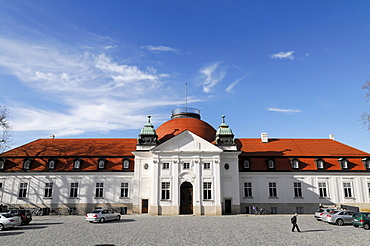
[142, 45, 180, 54]
[270, 51, 295, 60]
[200, 61, 226, 93]
[226, 73, 251, 92]
[267, 108, 301, 113]
[300, 53, 310, 61]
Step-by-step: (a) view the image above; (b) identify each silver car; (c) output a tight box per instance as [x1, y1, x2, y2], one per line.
[86, 209, 121, 223]
[322, 209, 340, 222]
[327, 210, 355, 226]
[314, 208, 337, 221]
[0, 213, 22, 230]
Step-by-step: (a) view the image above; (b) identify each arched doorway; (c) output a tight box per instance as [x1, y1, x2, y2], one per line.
[180, 182, 193, 214]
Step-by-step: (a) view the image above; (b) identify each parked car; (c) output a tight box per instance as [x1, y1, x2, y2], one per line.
[352, 212, 370, 230]
[0, 213, 22, 230]
[7, 209, 32, 225]
[86, 209, 121, 223]
[314, 208, 338, 221]
[327, 210, 355, 225]
[322, 210, 340, 222]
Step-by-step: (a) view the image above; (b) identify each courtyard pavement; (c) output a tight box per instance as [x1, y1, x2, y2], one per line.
[0, 214, 366, 245]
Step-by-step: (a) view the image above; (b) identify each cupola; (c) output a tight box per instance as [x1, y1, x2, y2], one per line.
[137, 115, 158, 148]
[215, 115, 236, 149]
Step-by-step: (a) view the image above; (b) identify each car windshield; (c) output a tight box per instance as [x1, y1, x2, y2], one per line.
[1, 214, 14, 218]
[91, 210, 102, 213]
[8, 210, 20, 214]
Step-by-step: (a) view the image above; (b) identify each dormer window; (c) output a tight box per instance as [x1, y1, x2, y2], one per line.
[0, 158, 6, 170]
[48, 159, 56, 170]
[315, 158, 324, 169]
[290, 158, 300, 169]
[362, 158, 370, 169]
[266, 159, 275, 169]
[23, 159, 32, 170]
[243, 159, 250, 169]
[338, 158, 348, 169]
[73, 159, 81, 170]
[122, 159, 130, 169]
[98, 159, 106, 169]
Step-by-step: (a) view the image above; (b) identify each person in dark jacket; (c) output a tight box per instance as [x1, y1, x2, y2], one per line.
[291, 213, 301, 232]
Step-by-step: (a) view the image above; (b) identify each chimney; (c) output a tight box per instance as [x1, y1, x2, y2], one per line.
[329, 134, 334, 140]
[261, 132, 268, 143]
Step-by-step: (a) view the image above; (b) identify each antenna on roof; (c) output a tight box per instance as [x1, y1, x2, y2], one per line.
[185, 83, 188, 112]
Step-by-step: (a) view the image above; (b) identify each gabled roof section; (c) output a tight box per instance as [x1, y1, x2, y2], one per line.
[237, 138, 370, 157]
[0, 138, 137, 158]
[152, 130, 222, 153]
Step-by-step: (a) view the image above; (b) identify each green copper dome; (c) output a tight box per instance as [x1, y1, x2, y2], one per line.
[139, 116, 156, 135]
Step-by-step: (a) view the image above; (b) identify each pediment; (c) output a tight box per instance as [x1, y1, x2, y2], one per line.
[152, 130, 222, 153]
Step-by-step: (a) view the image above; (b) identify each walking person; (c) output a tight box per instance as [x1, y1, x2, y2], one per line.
[291, 213, 301, 232]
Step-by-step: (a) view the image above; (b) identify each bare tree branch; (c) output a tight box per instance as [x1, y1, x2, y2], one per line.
[0, 105, 13, 153]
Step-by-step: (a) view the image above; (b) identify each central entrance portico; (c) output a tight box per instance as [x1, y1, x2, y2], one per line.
[180, 182, 193, 214]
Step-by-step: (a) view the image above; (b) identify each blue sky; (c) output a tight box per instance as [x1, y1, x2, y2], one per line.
[1, 0, 370, 152]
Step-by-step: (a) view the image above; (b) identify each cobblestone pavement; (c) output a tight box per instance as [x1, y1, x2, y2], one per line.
[0, 214, 366, 246]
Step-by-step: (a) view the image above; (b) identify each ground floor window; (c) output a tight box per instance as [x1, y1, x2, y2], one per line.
[203, 182, 212, 200]
[268, 182, 277, 198]
[271, 207, 278, 214]
[318, 182, 328, 198]
[44, 183, 53, 198]
[343, 182, 353, 198]
[121, 182, 129, 198]
[18, 183, 28, 198]
[95, 182, 104, 198]
[293, 182, 302, 198]
[69, 182, 79, 198]
[161, 182, 170, 200]
[244, 182, 252, 197]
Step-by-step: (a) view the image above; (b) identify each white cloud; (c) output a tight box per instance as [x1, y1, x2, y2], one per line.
[226, 73, 252, 92]
[270, 51, 295, 60]
[267, 108, 301, 113]
[200, 61, 226, 93]
[142, 45, 180, 54]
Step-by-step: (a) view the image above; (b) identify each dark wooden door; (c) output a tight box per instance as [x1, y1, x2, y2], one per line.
[225, 199, 232, 214]
[142, 199, 148, 213]
[180, 182, 193, 214]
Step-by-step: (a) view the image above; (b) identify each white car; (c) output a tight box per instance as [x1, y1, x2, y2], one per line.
[0, 213, 22, 230]
[86, 209, 121, 223]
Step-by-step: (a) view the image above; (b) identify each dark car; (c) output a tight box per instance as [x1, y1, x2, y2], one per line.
[352, 212, 370, 230]
[8, 209, 32, 225]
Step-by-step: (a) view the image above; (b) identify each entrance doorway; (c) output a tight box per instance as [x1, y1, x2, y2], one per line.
[142, 199, 148, 213]
[225, 199, 232, 214]
[180, 182, 193, 214]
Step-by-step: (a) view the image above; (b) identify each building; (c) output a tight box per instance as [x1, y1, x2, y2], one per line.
[0, 108, 370, 215]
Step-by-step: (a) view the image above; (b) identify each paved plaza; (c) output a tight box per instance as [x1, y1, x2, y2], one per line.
[0, 214, 366, 245]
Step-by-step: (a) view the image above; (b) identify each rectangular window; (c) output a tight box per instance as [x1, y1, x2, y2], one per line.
[203, 182, 212, 200]
[18, 183, 28, 198]
[318, 182, 328, 197]
[271, 207, 278, 214]
[162, 163, 169, 169]
[44, 183, 53, 198]
[368, 183, 370, 197]
[204, 163, 211, 169]
[120, 182, 129, 198]
[183, 163, 190, 169]
[95, 182, 104, 198]
[268, 182, 277, 197]
[343, 182, 353, 198]
[0, 182, 3, 189]
[69, 182, 79, 198]
[244, 182, 252, 197]
[161, 182, 170, 200]
[294, 182, 302, 198]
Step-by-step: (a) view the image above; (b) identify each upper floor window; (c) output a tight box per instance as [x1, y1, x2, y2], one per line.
[18, 182, 28, 198]
[48, 159, 56, 170]
[23, 159, 32, 170]
[122, 159, 130, 169]
[343, 182, 353, 198]
[243, 159, 250, 169]
[0, 182, 3, 189]
[318, 182, 328, 198]
[121, 182, 129, 198]
[69, 182, 79, 198]
[0, 158, 6, 170]
[204, 163, 211, 169]
[338, 158, 348, 169]
[294, 182, 302, 198]
[268, 182, 277, 198]
[162, 163, 170, 169]
[95, 182, 104, 198]
[315, 158, 324, 169]
[244, 182, 252, 198]
[363, 158, 370, 169]
[161, 182, 170, 200]
[183, 163, 190, 169]
[73, 159, 81, 170]
[291, 158, 300, 169]
[98, 159, 105, 169]
[266, 159, 275, 169]
[44, 183, 53, 198]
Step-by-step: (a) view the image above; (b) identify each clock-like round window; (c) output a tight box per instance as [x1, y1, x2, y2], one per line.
[144, 163, 149, 170]
[224, 163, 229, 170]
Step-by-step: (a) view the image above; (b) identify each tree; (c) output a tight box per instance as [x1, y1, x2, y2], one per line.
[0, 105, 12, 153]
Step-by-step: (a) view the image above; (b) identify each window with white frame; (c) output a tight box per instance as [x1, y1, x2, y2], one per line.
[95, 182, 104, 198]
[73, 159, 81, 170]
[120, 182, 129, 198]
[318, 182, 328, 197]
[204, 163, 211, 169]
[44, 183, 53, 198]
[243, 160, 250, 169]
[203, 182, 212, 200]
[294, 182, 302, 198]
[18, 182, 28, 198]
[161, 182, 170, 200]
[48, 159, 56, 170]
[343, 182, 353, 198]
[69, 182, 79, 198]
[123, 159, 130, 169]
[162, 163, 169, 169]
[183, 163, 190, 169]
[98, 159, 105, 169]
[244, 182, 252, 197]
[268, 182, 277, 197]
[267, 159, 274, 169]
[23, 159, 31, 170]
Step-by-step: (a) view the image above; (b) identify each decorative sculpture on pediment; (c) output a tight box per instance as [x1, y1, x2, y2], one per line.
[179, 172, 196, 183]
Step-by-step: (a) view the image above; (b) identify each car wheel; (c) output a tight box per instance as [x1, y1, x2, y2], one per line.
[336, 219, 344, 226]
[0, 224, 4, 231]
[363, 223, 370, 230]
[89, 221, 93, 223]
[99, 217, 105, 223]
[353, 224, 359, 228]
[116, 215, 121, 221]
